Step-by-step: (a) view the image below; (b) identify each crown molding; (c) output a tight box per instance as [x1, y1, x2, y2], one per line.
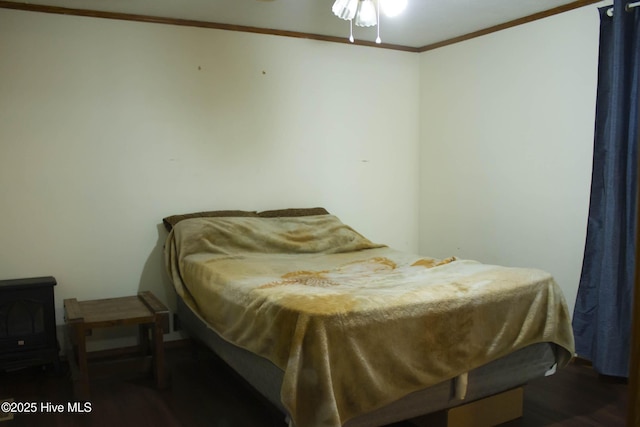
[418, 0, 602, 52]
[0, 0, 601, 53]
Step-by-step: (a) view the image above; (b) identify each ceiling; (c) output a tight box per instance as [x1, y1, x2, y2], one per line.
[0, 0, 603, 49]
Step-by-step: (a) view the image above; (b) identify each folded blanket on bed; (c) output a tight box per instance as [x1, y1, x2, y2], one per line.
[165, 214, 574, 427]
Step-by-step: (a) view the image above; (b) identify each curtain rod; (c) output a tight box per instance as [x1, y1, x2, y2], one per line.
[606, 1, 640, 16]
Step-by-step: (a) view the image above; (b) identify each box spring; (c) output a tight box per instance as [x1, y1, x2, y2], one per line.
[177, 297, 557, 427]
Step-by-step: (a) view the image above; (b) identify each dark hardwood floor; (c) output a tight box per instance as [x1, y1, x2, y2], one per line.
[0, 343, 628, 427]
[502, 360, 628, 427]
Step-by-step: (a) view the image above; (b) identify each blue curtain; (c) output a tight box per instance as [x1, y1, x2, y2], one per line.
[573, 0, 640, 378]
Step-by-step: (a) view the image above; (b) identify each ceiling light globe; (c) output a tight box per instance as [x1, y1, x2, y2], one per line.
[332, 0, 358, 20]
[355, 0, 377, 27]
[380, 0, 408, 17]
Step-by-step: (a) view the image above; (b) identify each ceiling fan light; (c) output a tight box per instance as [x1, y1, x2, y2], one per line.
[380, 0, 408, 17]
[354, 0, 377, 27]
[332, 0, 358, 20]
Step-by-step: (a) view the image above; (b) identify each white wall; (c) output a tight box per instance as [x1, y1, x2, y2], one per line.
[0, 4, 603, 349]
[0, 9, 420, 345]
[418, 6, 601, 314]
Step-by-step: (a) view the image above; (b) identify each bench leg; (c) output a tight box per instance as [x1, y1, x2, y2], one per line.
[152, 318, 167, 389]
[68, 323, 90, 400]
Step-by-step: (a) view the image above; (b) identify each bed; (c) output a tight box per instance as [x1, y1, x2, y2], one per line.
[163, 208, 574, 427]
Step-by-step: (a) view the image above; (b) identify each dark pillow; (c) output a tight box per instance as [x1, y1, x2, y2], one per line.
[162, 210, 259, 232]
[257, 207, 330, 218]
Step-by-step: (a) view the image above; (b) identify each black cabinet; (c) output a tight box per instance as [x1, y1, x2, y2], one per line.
[0, 276, 60, 371]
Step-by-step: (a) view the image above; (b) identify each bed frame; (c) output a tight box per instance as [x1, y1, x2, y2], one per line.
[177, 297, 559, 427]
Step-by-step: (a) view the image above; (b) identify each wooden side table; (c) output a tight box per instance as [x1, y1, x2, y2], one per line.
[63, 291, 170, 399]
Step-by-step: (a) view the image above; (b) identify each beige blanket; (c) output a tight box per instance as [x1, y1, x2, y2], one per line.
[165, 215, 574, 427]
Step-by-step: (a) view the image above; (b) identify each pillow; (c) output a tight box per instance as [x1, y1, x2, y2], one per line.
[257, 207, 330, 218]
[162, 210, 259, 232]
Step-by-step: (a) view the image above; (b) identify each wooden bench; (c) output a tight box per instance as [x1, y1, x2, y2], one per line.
[63, 291, 170, 399]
